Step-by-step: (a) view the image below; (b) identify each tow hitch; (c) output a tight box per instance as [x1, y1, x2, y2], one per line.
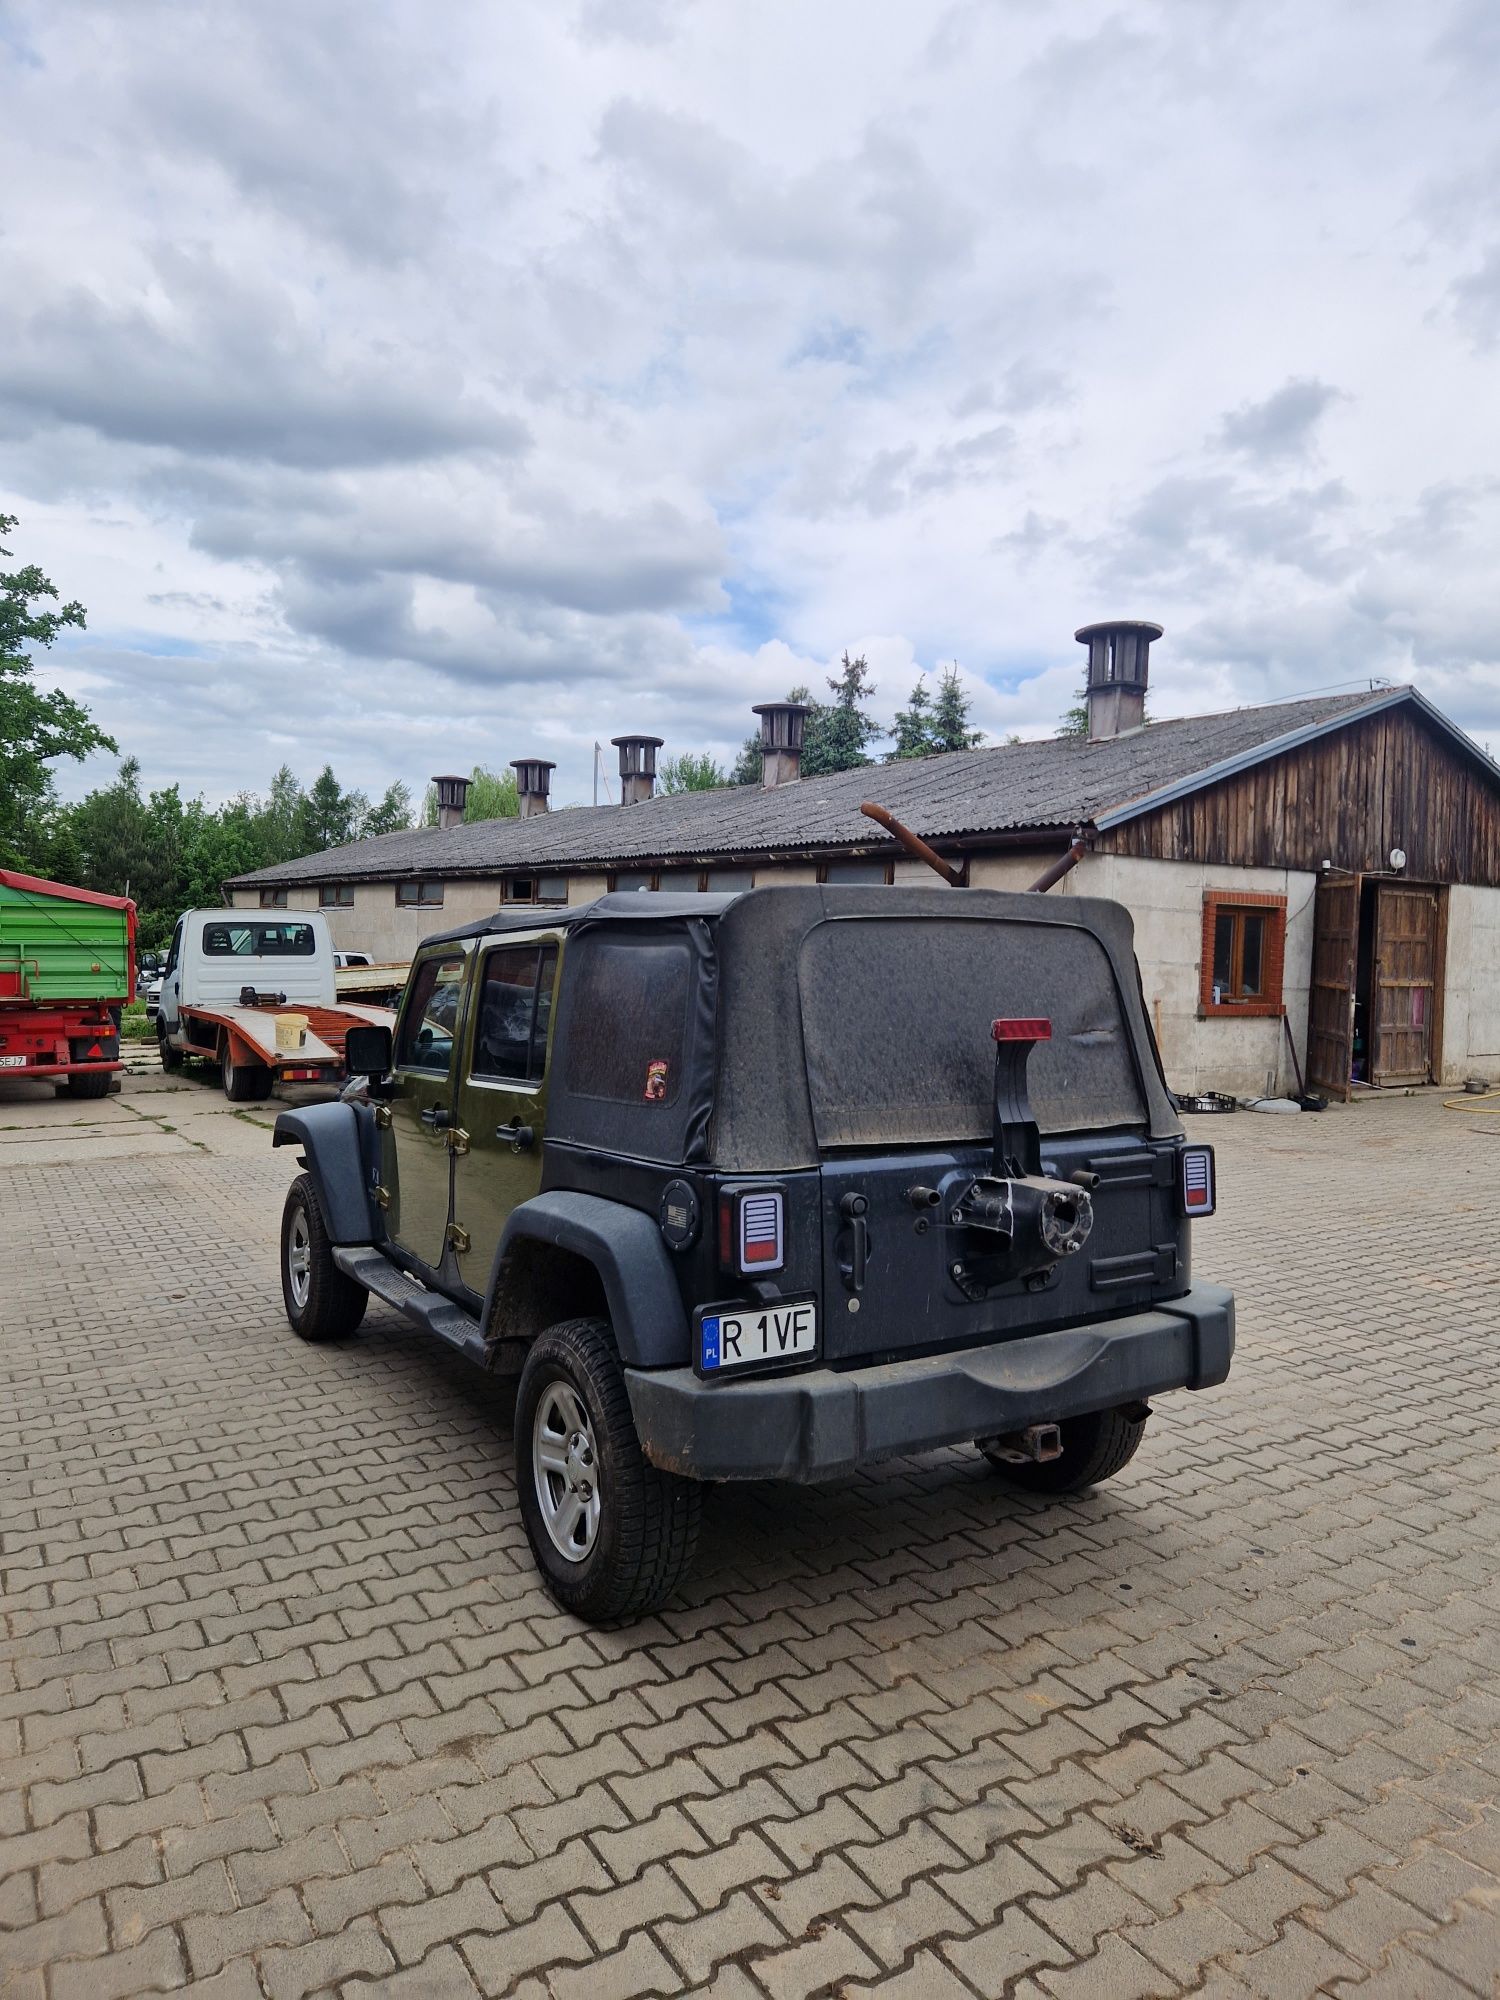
[979, 1423, 1063, 1465]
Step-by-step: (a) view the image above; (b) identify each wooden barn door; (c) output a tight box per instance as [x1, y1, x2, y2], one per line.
[1370, 885, 1439, 1084]
[1307, 876, 1359, 1100]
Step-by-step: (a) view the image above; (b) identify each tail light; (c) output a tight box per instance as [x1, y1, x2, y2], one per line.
[1180, 1146, 1216, 1217]
[718, 1184, 785, 1275]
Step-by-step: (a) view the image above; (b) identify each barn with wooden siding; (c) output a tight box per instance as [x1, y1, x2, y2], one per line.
[226, 621, 1500, 1100]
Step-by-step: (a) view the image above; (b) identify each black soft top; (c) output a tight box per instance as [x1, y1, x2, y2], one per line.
[420, 890, 743, 947]
[427, 886, 1179, 1169]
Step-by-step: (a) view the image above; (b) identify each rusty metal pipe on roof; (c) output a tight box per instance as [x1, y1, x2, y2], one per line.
[1027, 833, 1088, 894]
[858, 803, 965, 887]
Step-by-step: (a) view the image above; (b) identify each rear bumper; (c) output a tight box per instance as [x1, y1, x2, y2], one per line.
[625, 1282, 1234, 1484]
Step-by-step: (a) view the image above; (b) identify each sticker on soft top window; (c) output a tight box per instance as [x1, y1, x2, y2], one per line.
[644, 1057, 669, 1102]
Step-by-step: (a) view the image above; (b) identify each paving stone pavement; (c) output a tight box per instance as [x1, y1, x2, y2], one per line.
[2, 1069, 1498, 1998]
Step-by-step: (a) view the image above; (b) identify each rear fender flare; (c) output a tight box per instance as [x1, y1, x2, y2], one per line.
[272, 1101, 383, 1246]
[487, 1191, 687, 1369]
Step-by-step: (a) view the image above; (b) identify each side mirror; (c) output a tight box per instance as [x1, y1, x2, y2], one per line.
[344, 1023, 393, 1077]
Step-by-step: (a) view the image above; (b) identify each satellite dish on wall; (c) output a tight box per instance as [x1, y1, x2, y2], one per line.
[1389, 848, 1407, 870]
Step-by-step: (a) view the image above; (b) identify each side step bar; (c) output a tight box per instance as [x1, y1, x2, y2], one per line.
[332, 1246, 490, 1368]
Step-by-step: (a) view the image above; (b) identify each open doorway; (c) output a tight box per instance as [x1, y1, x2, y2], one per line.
[1308, 875, 1442, 1097]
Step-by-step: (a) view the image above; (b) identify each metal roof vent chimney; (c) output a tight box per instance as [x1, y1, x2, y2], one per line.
[1075, 620, 1163, 741]
[612, 735, 663, 806]
[510, 758, 555, 818]
[431, 774, 470, 830]
[752, 700, 811, 787]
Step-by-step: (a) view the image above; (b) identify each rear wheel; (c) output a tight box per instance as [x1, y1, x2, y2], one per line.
[281, 1174, 367, 1340]
[222, 1042, 272, 1101]
[980, 1404, 1149, 1495]
[516, 1317, 700, 1623]
[65, 1068, 112, 1099]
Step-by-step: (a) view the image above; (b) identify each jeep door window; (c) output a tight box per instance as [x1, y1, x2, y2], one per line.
[397, 957, 466, 1073]
[566, 938, 689, 1105]
[472, 945, 558, 1083]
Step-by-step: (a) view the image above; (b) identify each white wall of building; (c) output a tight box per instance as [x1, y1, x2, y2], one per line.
[1069, 854, 1319, 1099]
[1441, 885, 1500, 1083]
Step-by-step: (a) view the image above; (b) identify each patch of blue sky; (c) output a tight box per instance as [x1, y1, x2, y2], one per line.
[105, 631, 212, 660]
[0, 13, 42, 67]
[789, 320, 869, 369]
[583, 332, 692, 410]
[682, 572, 789, 652]
[786, 319, 951, 400]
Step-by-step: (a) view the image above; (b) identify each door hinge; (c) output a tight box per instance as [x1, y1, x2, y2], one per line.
[373, 1103, 392, 1128]
[447, 1127, 470, 1157]
[446, 1222, 471, 1253]
[373, 1184, 390, 1210]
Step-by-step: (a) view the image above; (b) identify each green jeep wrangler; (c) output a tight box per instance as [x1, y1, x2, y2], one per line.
[272, 886, 1232, 1623]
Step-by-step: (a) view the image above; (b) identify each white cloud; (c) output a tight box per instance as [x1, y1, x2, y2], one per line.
[1, 0, 1497, 814]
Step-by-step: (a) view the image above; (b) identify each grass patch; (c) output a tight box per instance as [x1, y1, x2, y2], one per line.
[119, 1003, 157, 1044]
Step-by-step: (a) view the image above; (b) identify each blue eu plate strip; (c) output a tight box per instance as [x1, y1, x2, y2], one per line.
[699, 1316, 721, 1371]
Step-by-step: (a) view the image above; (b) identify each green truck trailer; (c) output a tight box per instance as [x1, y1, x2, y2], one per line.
[0, 869, 136, 1097]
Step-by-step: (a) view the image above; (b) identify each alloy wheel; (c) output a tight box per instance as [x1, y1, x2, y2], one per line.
[531, 1379, 602, 1562]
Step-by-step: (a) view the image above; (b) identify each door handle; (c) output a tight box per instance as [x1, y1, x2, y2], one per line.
[420, 1105, 453, 1131]
[495, 1120, 535, 1153]
[839, 1191, 868, 1293]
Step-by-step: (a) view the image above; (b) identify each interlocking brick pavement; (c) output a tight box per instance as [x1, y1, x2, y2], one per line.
[3, 1071, 1499, 1996]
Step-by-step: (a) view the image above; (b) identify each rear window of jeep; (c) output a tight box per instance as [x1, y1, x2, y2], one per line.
[798, 915, 1146, 1146]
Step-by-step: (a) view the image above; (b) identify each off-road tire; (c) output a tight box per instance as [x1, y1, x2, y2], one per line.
[222, 1043, 272, 1101]
[157, 1020, 182, 1071]
[981, 1404, 1148, 1496]
[65, 1068, 113, 1099]
[516, 1317, 700, 1624]
[281, 1174, 367, 1341]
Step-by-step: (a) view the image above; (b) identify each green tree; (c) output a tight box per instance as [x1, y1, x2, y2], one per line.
[1055, 692, 1090, 739]
[256, 766, 308, 863]
[804, 652, 881, 775]
[70, 758, 189, 940]
[928, 663, 983, 753]
[302, 764, 368, 850]
[658, 751, 726, 793]
[888, 673, 935, 760]
[0, 514, 115, 870]
[360, 781, 413, 837]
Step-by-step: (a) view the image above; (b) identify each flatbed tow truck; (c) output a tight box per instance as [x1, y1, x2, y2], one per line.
[156, 909, 397, 1100]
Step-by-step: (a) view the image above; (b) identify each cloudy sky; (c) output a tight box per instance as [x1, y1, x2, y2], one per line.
[2, 0, 1497, 812]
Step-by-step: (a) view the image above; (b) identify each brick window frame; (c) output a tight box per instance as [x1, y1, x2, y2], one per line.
[1199, 890, 1287, 1019]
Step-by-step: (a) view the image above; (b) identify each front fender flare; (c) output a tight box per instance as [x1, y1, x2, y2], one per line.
[488, 1191, 687, 1369]
[272, 1101, 382, 1246]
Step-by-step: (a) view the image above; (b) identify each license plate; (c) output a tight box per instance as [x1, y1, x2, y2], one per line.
[697, 1298, 817, 1378]
[0, 1054, 26, 1068]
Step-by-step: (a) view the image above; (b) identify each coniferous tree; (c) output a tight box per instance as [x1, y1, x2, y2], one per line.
[929, 663, 983, 752]
[888, 674, 935, 760]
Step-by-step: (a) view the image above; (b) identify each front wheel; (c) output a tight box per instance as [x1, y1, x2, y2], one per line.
[980, 1404, 1149, 1495]
[516, 1318, 700, 1623]
[223, 1042, 272, 1101]
[157, 1020, 182, 1071]
[281, 1175, 367, 1341]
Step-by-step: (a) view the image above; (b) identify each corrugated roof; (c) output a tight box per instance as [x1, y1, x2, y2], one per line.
[225, 686, 1423, 887]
